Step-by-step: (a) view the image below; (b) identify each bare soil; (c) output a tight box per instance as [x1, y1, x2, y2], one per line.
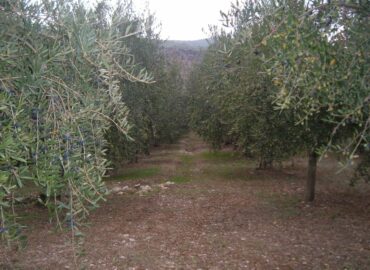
[1, 133, 370, 269]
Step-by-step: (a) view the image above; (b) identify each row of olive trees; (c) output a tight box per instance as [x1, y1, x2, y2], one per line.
[189, 0, 369, 201]
[0, 0, 188, 246]
[102, 1, 189, 168]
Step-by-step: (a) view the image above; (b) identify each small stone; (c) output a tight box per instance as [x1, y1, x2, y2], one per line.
[122, 186, 130, 191]
[140, 185, 152, 192]
[112, 187, 121, 193]
[165, 181, 175, 185]
[157, 184, 168, 190]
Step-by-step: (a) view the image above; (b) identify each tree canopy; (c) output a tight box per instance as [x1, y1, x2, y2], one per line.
[189, 0, 369, 201]
[0, 0, 188, 245]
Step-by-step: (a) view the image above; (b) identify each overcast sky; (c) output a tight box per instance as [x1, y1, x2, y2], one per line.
[133, 0, 234, 40]
[32, 0, 234, 40]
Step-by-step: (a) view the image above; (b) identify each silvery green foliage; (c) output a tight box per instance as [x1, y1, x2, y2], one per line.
[105, 8, 189, 166]
[262, 0, 369, 171]
[0, 0, 151, 244]
[190, 0, 369, 195]
[189, 3, 303, 167]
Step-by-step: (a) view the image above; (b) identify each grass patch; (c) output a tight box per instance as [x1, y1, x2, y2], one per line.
[179, 154, 194, 164]
[200, 151, 239, 162]
[169, 175, 192, 183]
[217, 165, 246, 179]
[201, 163, 258, 181]
[170, 154, 195, 183]
[200, 151, 236, 161]
[105, 167, 160, 182]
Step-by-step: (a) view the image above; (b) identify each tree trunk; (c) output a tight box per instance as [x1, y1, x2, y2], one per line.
[306, 151, 318, 202]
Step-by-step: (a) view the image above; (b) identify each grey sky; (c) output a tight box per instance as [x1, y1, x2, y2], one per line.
[34, 0, 233, 40]
[133, 0, 234, 40]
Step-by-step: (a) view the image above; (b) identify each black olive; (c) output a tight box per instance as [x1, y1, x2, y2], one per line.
[5, 88, 15, 96]
[31, 108, 39, 120]
[325, 16, 332, 27]
[63, 133, 71, 143]
[40, 145, 48, 154]
[65, 216, 75, 228]
[31, 152, 38, 161]
[63, 151, 69, 161]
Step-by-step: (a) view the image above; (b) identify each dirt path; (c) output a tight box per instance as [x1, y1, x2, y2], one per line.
[1, 133, 370, 269]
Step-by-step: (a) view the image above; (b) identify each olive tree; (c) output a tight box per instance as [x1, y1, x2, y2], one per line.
[190, 0, 369, 201]
[264, 0, 369, 200]
[0, 0, 151, 244]
[105, 3, 189, 167]
[189, 2, 303, 167]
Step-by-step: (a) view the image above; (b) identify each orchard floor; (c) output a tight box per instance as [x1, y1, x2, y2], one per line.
[1, 133, 370, 270]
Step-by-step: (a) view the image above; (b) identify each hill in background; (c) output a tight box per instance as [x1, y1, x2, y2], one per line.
[163, 39, 210, 80]
[164, 39, 210, 50]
